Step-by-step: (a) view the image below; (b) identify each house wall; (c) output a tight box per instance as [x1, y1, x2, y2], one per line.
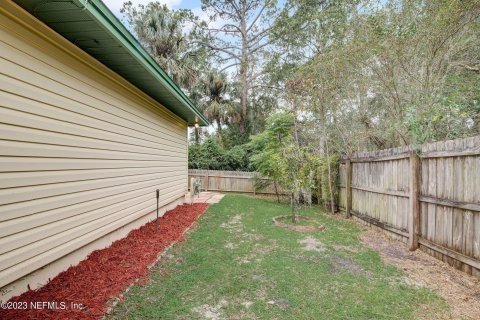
[0, 1, 188, 299]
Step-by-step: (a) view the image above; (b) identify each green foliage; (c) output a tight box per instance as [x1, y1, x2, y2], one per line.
[125, 0, 479, 209]
[121, 1, 208, 89]
[221, 123, 251, 149]
[199, 0, 279, 134]
[250, 111, 322, 217]
[188, 138, 253, 171]
[188, 138, 225, 170]
[250, 111, 296, 182]
[250, 173, 272, 194]
[192, 70, 240, 145]
[270, 0, 480, 154]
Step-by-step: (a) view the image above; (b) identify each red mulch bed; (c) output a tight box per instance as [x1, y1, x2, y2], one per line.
[0, 203, 209, 320]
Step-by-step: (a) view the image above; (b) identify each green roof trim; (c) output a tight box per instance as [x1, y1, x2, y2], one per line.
[13, 0, 208, 126]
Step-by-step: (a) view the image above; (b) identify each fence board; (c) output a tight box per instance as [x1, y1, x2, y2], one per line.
[188, 169, 278, 194]
[340, 135, 480, 277]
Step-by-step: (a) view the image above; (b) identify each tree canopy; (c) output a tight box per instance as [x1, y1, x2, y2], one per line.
[122, 0, 480, 210]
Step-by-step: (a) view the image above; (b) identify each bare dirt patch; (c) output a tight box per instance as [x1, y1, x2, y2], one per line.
[331, 244, 365, 253]
[328, 255, 373, 278]
[267, 297, 290, 310]
[240, 232, 264, 241]
[294, 254, 322, 263]
[236, 241, 276, 265]
[220, 214, 242, 229]
[330, 255, 362, 272]
[273, 215, 325, 232]
[192, 299, 228, 320]
[360, 228, 480, 320]
[224, 242, 238, 249]
[251, 275, 263, 281]
[221, 214, 264, 244]
[298, 236, 325, 252]
[229, 214, 242, 225]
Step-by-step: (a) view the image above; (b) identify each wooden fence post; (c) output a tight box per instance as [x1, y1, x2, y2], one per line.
[346, 159, 352, 218]
[204, 170, 209, 192]
[409, 151, 420, 251]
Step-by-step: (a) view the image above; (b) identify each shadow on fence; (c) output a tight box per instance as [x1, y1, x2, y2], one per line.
[338, 135, 480, 277]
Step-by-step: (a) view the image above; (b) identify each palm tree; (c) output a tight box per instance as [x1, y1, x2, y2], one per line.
[123, 3, 199, 89]
[199, 71, 239, 145]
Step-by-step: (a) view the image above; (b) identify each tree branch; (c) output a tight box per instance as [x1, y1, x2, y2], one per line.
[247, 26, 272, 44]
[196, 41, 242, 59]
[249, 39, 273, 54]
[459, 63, 480, 73]
[205, 28, 240, 34]
[220, 62, 240, 72]
[205, 23, 243, 34]
[225, 0, 242, 18]
[250, 84, 283, 91]
[247, 3, 267, 32]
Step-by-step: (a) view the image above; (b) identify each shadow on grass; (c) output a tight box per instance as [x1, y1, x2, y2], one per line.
[108, 195, 448, 320]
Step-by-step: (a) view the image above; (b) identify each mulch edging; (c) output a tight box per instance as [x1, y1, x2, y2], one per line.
[0, 203, 209, 320]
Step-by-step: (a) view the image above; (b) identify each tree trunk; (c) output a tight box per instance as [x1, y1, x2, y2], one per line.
[324, 135, 335, 214]
[292, 95, 300, 143]
[216, 118, 223, 146]
[274, 180, 280, 203]
[240, 70, 248, 133]
[291, 192, 297, 223]
[317, 171, 322, 205]
[239, 15, 248, 134]
[195, 127, 200, 144]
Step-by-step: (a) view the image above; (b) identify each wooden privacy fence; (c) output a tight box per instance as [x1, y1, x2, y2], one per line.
[338, 135, 480, 276]
[188, 169, 278, 194]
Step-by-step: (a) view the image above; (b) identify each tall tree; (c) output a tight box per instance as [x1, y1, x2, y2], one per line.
[199, 0, 278, 133]
[122, 1, 207, 89]
[272, 0, 480, 154]
[250, 111, 317, 220]
[197, 71, 238, 145]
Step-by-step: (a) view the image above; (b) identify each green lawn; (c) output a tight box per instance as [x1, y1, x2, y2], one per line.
[108, 195, 446, 319]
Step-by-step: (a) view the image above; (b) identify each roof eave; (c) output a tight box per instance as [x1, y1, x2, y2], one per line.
[80, 0, 208, 126]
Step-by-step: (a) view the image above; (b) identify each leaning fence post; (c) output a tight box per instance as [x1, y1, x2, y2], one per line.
[346, 159, 352, 218]
[409, 151, 420, 251]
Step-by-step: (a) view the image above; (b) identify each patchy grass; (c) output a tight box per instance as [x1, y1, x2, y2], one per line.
[107, 195, 447, 320]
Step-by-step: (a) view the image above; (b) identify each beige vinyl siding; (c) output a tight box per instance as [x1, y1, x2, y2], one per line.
[0, 2, 188, 288]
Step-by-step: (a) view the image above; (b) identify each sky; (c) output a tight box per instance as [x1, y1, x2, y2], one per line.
[100, 0, 281, 135]
[102, 0, 202, 19]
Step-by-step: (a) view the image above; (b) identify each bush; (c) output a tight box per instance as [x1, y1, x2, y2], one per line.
[188, 138, 253, 171]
